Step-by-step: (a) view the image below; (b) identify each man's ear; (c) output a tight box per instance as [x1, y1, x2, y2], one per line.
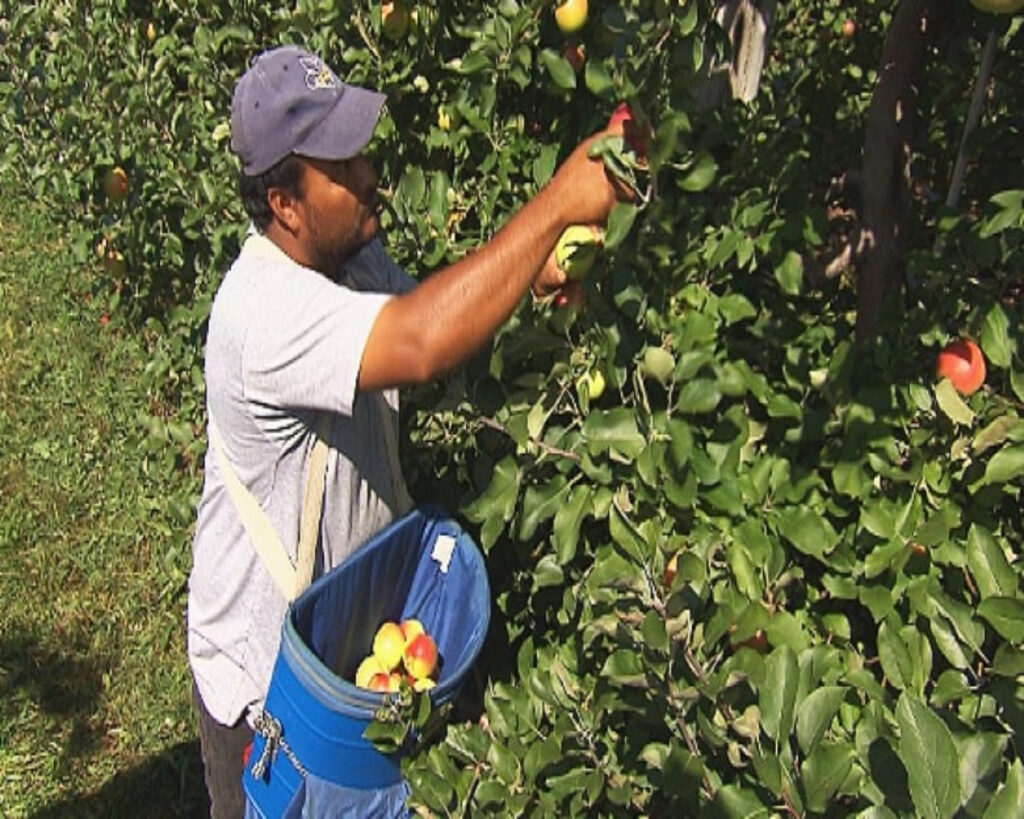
[267, 185, 302, 234]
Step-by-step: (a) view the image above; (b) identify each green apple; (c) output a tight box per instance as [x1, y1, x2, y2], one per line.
[555, 224, 602, 280]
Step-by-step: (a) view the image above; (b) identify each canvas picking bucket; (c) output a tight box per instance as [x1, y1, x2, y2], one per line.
[242, 506, 491, 818]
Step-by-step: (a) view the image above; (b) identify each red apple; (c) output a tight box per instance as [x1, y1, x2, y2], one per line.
[563, 43, 585, 72]
[404, 633, 438, 680]
[936, 338, 986, 395]
[367, 671, 402, 693]
[841, 19, 856, 38]
[103, 166, 129, 203]
[607, 102, 650, 156]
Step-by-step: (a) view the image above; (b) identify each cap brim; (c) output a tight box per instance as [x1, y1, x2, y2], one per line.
[293, 85, 387, 163]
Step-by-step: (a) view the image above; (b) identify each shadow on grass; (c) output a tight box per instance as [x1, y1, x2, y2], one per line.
[0, 627, 108, 768]
[30, 739, 209, 819]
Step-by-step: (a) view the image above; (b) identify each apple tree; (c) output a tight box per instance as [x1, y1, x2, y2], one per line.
[1, 0, 1022, 815]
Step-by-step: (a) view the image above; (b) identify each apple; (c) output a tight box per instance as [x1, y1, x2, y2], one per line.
[640, 345, 676, 384]
[382, 1, 410, 40]
[969, 0, 1024, 13]
[554, 0, 588, 34]
[662, 553, 678, 588]
[145, 21, 157, 42]
[103, 166, 129, 203]
[399, 618, 425, 646]
[577, 369, 606, 402]
[607, 102, 651, 156]
[936, 338, 986, 395]
[355, 654, 386, 688]
[841, 19, 856, 37]
[404, 632, 438, 680]
[367, 671, 402, 693]
[563, 42, 585, 72]
[372, 621, 405, 670]
[555, 224, 602, 280]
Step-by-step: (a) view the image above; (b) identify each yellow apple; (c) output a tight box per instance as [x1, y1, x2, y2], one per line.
[372, 621, 405, 670]
[555, 0, 588, 34]
[354, 654, 386, 688]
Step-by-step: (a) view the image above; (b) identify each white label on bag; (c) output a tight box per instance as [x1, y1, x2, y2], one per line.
[431, 534, 456, 574]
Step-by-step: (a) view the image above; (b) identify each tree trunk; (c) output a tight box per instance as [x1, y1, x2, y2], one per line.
[855, 0, 937, 344]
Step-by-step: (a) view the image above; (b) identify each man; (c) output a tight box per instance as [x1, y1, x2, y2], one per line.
[188, 45, 625, 817]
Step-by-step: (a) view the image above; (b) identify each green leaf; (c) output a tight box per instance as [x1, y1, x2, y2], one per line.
[983, 758, 1024, 819]
[464, 456, 520, 524]
[676, 378, 722, 414]
[967, 525, 1018, 599]
[774, 251, 803, 296]
[642, 610, 669, 653]
[518, 476, 568, 541]
[800, 742, 856, 814]
[980, 444, 1024, 487]
[583, 59, 614, 97]
[973, 415, 1024, 455]
[705, 784, 771, 817]
[604, 201, 638, 249]
[532, 554, 564, 590]
[775, 506, 839, 560]
[552, 485, 591, 565]
[759, 645, 799, 742]
[878, 621, 931, 695]
[539, 48, 577, 90]
[795, 686, 847, 756]
[602, 649, 646, 686]
[609, 502, 650, 563]
[588, 547, 645, 593]
[977, 597, 1024, 642]
[896, 694, 961, 819]
[679, 151, 717, 192]
[582, 409, 645, 458]
[935, 379, 975, 426]
[980, 303, 1014, 369]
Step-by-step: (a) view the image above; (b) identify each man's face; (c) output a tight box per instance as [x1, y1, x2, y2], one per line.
[295, 155, 380, 272]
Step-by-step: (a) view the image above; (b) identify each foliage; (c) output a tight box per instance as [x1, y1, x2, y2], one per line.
[2, 0, 1022, 816]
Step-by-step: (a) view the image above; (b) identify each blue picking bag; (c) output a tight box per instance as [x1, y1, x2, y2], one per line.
[242, 506, 491, 819]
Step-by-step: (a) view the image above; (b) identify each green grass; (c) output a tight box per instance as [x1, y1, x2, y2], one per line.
[0, 193, 207, 817]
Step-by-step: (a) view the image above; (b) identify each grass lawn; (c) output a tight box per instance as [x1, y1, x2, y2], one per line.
[0, 192, 208, 817]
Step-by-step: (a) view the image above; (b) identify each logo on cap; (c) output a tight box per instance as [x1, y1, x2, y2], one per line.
[299, 55, 339, 91]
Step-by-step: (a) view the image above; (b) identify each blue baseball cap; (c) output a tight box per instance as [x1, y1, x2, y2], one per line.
[230, 46, 386, 176]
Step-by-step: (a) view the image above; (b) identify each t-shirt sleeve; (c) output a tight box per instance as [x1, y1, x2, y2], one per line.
[243, 268, 390, 418]
[340, 237, 418, 295]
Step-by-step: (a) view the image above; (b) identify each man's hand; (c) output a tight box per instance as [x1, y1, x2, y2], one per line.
[531, 249, 585, 306]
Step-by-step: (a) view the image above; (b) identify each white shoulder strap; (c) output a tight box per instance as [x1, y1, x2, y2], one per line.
[207, 414, 330, 600]
[375, 391, 414, 515]
[208, 395, 409, 601]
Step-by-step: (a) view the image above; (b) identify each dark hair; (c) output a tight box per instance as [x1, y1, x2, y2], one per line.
[238, 154, 305, 231]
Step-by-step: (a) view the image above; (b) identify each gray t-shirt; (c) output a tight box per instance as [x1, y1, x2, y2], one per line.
[187, 230, 416, 726]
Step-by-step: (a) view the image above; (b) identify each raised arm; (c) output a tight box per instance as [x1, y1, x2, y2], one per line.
[357, 129, 622, 391]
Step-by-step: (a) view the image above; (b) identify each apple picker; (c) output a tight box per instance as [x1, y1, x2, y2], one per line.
[188, 44, 628, 818]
